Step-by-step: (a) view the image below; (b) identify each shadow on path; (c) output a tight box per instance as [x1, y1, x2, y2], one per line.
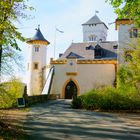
[24, 99, 140, 140]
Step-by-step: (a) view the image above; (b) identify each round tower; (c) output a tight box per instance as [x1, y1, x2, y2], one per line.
[26, 26, 50, 96]
[82, 14, 108, 42]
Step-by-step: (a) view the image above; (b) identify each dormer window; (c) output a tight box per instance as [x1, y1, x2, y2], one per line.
[86, 45, 94, 50]
[95, 44, 102, 59]
[113, 45, 118, 49]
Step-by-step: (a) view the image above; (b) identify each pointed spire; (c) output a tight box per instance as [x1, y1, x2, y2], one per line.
[27, 25, 50, 45]
[82, 14, 102, 25]
[82, 14, 108, 29]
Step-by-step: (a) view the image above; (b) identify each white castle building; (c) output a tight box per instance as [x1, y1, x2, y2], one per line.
[26, 14, 139, 98]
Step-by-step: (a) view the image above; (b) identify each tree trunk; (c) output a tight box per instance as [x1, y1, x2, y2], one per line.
[0, 45, 2, 82]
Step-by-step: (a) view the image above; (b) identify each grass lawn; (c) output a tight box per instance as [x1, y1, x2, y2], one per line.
[0, 108, 28, 140]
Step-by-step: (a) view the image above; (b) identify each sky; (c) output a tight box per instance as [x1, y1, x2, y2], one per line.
[15, 0, 118, 83]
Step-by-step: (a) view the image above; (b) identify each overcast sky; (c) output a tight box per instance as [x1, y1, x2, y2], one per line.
[16, 0, 118, 82]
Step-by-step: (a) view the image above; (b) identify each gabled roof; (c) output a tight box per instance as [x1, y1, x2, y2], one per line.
[66, 52, 84, 59]
[27, 26, 50, 45]
[60, 41, 117, 60]
[82, 14, 108, 29]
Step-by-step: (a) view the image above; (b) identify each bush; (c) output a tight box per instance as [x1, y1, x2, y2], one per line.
[72, 86, 140, 111]
[71, 95, 81, 109]
[0, 78, 24, 108]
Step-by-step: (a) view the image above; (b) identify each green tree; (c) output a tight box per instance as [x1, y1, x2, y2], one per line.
[0, 0, 33, 80]
[106, 0, 140, 26]
[107, 0, 140, 93]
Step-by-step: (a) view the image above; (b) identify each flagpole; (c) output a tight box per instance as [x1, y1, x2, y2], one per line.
[54, 26, 56, 59]
[53, 26, 64, 59]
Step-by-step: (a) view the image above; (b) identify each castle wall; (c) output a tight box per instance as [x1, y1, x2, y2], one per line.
[51, 59, 116, 98]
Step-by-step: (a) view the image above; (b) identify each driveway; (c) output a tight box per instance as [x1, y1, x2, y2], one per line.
[24, 99, 140, 140]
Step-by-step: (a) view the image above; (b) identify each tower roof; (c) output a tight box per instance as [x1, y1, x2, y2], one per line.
[27, 25, 50, 45]
[82, 14, 108, 29]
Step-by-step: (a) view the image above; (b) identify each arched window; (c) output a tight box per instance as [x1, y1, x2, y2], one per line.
[95, 44, 102, 58]
[88, 34, 97, 41]
[125, 50, 133, 61]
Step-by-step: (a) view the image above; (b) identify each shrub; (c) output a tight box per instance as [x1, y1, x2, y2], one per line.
[0, 78, 24, 108]
[71, 95, 81, 109]
[72, 86, 140, 111]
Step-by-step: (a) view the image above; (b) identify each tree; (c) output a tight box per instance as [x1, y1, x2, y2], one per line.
[0, 77, 24, 108]
[0, 0, 33, 80]
[107, 0, 140, 93]
[106, 0, 140, 27]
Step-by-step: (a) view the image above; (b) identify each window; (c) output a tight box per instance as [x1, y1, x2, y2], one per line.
[125, 54, 132, 61]
[35, 46, 39, 52]
[125, 50, 133, 61]
[88, 34, 97, 41]
[129, 28, 139, 38]
[33, 62, 39, 70]
[133, 29, 138, 37]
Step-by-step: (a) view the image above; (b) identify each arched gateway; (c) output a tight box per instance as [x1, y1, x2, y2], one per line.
[62, 79, 80, 99]
[65, 81, 77, 99]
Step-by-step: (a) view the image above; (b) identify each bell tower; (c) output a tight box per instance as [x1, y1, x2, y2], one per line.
[26, 25, 50, 96]
[82, 14, 108, 42]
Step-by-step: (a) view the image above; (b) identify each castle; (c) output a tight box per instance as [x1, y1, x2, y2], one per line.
[26, 14, 139, 99]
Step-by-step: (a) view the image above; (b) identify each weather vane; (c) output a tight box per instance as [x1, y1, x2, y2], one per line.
[35, 24, 40, 30]
[38, 24, 40, 29]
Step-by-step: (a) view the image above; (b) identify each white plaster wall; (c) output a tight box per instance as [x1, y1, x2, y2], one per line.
[51, 64, 67, 96]
[51, 62, 115, 98]
[77, 64, 115, 93]
[83, 24, 107, 42]
[27, 44, 47, 95]
[66, 59, 77, 73]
